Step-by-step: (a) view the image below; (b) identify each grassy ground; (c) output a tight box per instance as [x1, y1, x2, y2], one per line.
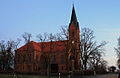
[0, 74, 13, 78]
[0, 74, 118, 78]
[0, 74, 68, 78]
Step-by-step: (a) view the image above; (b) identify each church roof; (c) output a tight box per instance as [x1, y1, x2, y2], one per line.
[17, 40, 68, 54]
[17, 41, 41, 52]
[69, 5, 78, 28]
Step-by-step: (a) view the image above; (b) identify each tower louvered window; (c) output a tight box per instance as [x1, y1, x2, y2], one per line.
[72, 31, 74, 39]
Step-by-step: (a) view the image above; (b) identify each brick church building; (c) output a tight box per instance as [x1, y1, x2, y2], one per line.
[14, 6, 81, 74]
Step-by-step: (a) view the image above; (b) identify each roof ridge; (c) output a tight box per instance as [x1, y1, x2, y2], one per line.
[31, 41, 41, 50]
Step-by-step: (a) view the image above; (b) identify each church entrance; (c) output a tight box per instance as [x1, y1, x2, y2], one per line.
[51, 64, 58, 73]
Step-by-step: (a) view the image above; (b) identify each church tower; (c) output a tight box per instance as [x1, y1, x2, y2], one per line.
[68, 5, 81, 70]
[68, 5, 80, 43]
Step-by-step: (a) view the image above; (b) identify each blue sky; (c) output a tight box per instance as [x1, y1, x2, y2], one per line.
[0, 0, 120, 67]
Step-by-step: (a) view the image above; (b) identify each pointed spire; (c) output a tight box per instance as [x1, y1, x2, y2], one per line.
[70, 4, 78, 27]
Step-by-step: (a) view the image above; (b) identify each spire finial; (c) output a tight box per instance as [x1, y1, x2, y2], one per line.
[72, 0, 74, 6]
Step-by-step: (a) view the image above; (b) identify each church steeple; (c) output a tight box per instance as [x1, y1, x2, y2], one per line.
[70, 5, 78, 28]
[68, 5, 80, 42]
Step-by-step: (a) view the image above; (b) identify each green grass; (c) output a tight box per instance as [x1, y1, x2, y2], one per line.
[0, 74, 68, 78]
[0, 74, 13, 78]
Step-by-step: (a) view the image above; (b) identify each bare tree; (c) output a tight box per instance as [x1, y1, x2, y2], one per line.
[21, 32, 33, 73]
[22, 32, 32, 43]
[117, 59, 120, 69]
[88, 52, 107, 71]
[48, 33, 56, 41]
[0, 39, 21, 71]
[80, 28, 107, 70]
[47, 33, 56, 75]
[54, 33, 64, 41]
[115, 37, 120, 69]
[57, 26, 71, 72]
[60, 26, 69, 40]
[36, 32, 48, 74]
[36, 32, 48, 55]
[115, 37, 120, 58]
[56, 26, 107, 71]
[36, 32, 48, 42]
[37, 33, 57, 75]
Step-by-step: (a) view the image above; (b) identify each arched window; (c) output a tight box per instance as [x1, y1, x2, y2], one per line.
[61, 55, 64, 64]
[28, 54, 32, 63]
[17, 55, 20, 63]
[53, 55, 56, 64]
[23, 55, 26, 63]
[36, 55, 38, 64]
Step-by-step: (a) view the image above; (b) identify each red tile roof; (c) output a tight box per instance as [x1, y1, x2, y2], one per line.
[17, 41, 41, 51]
[17, 40, 68, 53]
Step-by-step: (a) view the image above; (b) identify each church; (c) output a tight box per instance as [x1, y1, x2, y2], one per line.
[14, 6, 81, 74]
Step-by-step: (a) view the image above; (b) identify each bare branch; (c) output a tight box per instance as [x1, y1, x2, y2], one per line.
[22, 32, 32, 43]
[80, 28, 107, 70]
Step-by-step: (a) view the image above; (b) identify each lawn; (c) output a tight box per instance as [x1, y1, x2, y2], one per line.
[0, 74, 68, 78]
[0, 74, 118, 78]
